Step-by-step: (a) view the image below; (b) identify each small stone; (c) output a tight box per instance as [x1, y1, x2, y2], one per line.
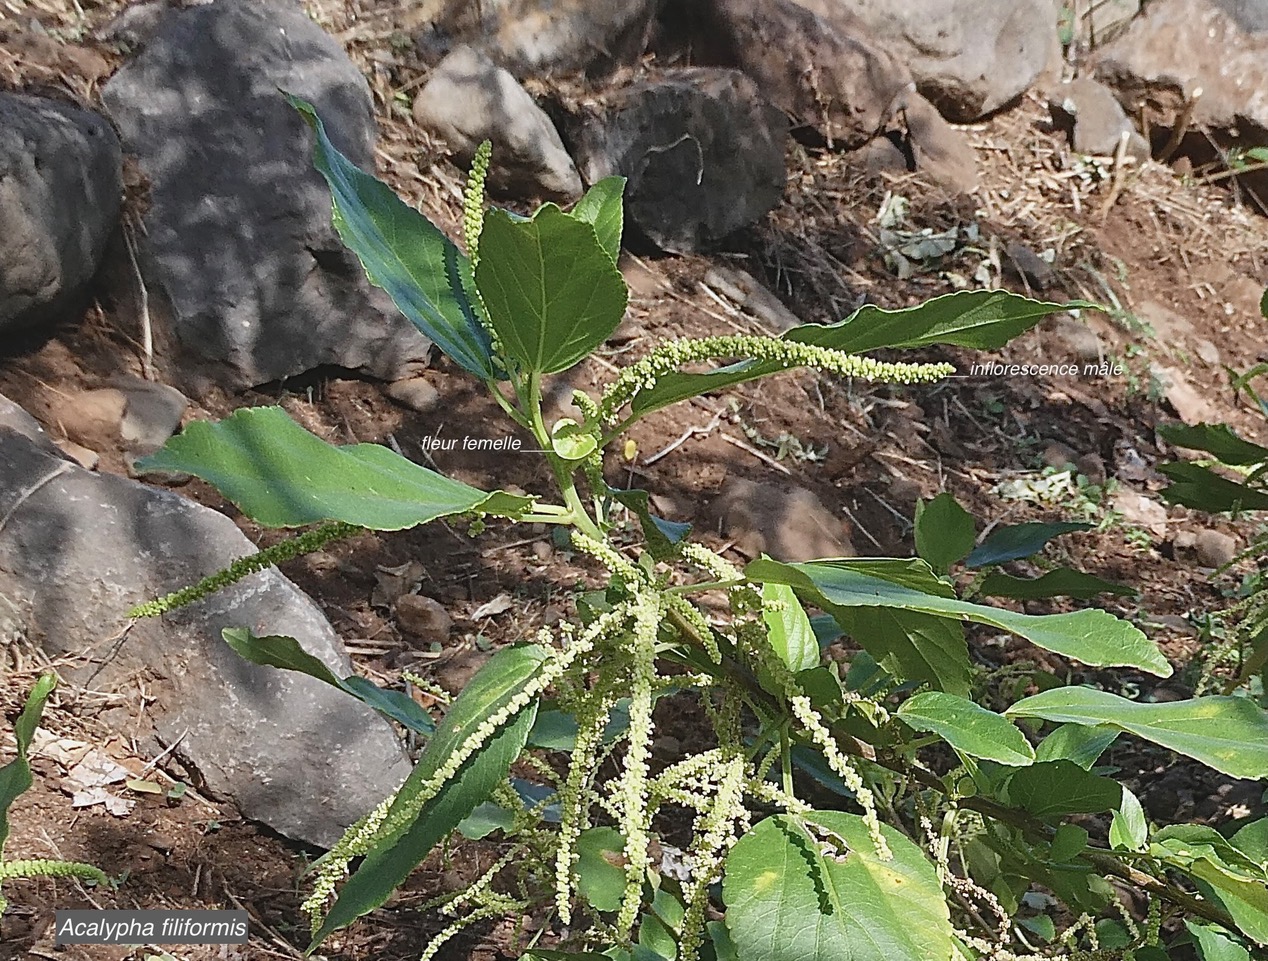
[394, 594, 454, 646]
[1075, 452, 1107, 486]
[1150, 364, 1215, 425]
[116, 376, 189, 455]
[1194, 338, 1221, 365]
[1194, 529, 1237, 568]
[1041, 441, 1078, 471]
[709, 477, 853, 561]
[1110, 489, 1168, 536]
[53, 438, 99, 471]
[1172, 530, 1197, 551]
[386, 377, 442, 414]
[1003, 241, 1055, 291]
[434, 647, 489, 696]
[531, 540, 553, 562]
[1051, 316, 1102, 363]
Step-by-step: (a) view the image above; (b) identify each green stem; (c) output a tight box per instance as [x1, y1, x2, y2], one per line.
[525, 372, 604, 543]
[663, 578, 748, 596]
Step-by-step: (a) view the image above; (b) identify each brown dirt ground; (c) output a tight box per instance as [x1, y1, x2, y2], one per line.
[3, 1, 1268, 959]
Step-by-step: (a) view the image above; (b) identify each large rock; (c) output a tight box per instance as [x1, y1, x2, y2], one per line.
[0, 94, 122, 337]
[0, 415, 412, 848]
[413, 0, 659, 76]
[412, 45, 582, 201]
[1048, 77, 1150, 160]
[809, 0, 1057, 121]
[707, 0, 912, 148]
[102, 0, 431, 395]
[563, 68, 786, 251]
[1095, 0, 1268, 129]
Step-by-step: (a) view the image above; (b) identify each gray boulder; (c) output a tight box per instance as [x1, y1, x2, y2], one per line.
[564, 68, 787, 252]
[0, 416, 412, 849]
[102, 0, 431, 395]
[412, 45, 582, 201]
[820, 0, 1058, 121]
[0, 94, 122, 337]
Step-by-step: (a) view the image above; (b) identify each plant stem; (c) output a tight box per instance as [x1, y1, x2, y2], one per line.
[525, 372, 604, 543]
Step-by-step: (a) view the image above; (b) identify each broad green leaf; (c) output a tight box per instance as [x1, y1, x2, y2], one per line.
[1050, 823, 1089, 862]
[832, 606, 972, 694]
[1160, 424, 1268, 467]
[476, 205, 627, 374]
[0, 674, 55, 852]
[1188, 921, 1252, 961]
[914, 494, 976, 573]
[569, 176, 626, 264]
[1109, 787, 1148, 852]
[1232, 819, 1268, 866]
[1034, 723, 1119, 769]
[722, 812, 954, 961]
[1153, 827, 1268, 945]
[575, 827, 627, 913]
[286, 95, 496, 379]
[787, 290, 1085, 353]
[1158, 462, 1268, 512]
[898, 691, 1035, 766]
[223, 629, 436, 734]
[747, 558, 1172, 678]
[1001, 760, 1122, 820]
[457, 801, 516, 840]
[1006, 687, 1268, 779]
[978, 568, 1136, 601]
[638, 888, 685, 959]
[707, 921, 740, 961]
[965, 522, 1092, 568]
[610, 488, 691, 561]
[137, 407, 532, 529]
[762, 582, 820, 673]
[312, 644, 546, 945]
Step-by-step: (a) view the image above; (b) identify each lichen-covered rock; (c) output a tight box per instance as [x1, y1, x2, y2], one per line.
[0, 94, 121, 337]
[102, 0, 431, 394]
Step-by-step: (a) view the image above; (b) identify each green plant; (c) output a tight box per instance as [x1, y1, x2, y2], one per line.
[129, 98, 1268, 961]
[0, 675, 108, 919]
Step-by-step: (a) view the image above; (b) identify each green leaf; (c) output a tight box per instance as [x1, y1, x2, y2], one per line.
[1109, 787, 1148, 852]
[1050, 823, 1089, 862]
[1153, 827, 1268, 945]
[978, 568, 1136, 601]
[914, 494, 975, 574]
[1188, 921, 1252, 961]
[476, 205, 628, 374]
[1232, 819, 1268, 865]
[286, 94, 496, 379]
[898, 692, 1035, 766]
[1158, 462, 1268, 512]
[722, 812, 954, 961]
[137, 407, 532, 529]
[569, 176, 626, 264]
[1159, 424, 1268, 467]
[0, 674, 56, 853]
[1261, 287, 1268, 320]
[762, 582, 820, 674]
[965, 522, 1092, 568]
[312, 644, 546, 945]
[1001, 760, 1122, 820]
[1034, 723, 1119, 769]
[835, 607, 972, 695]
[457, 801, 516, 840]
[575, 827, 628, 913]
[747, 558, 1172, 679]
[787, 290, 1085, 353]
[1006, 687, 1268, 779]
[610, 488, 692, 561]
[223, 628, 436, 734]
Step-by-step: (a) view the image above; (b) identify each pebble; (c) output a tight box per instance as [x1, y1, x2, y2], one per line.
[394, 593, 453, 645]
[54, 438, 99, 471]
[1074, 452, 1106, 486]
[1194, 529, 1237, 568]
[386, 377, 442, 414]
[1041, 441, 1078, 471]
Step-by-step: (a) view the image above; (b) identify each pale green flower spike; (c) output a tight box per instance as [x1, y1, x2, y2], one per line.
[599, 334, 954, 424]
[0, 859, 109, 915]
[129, 521, 360, 619]
[463, 140, 492, 264]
